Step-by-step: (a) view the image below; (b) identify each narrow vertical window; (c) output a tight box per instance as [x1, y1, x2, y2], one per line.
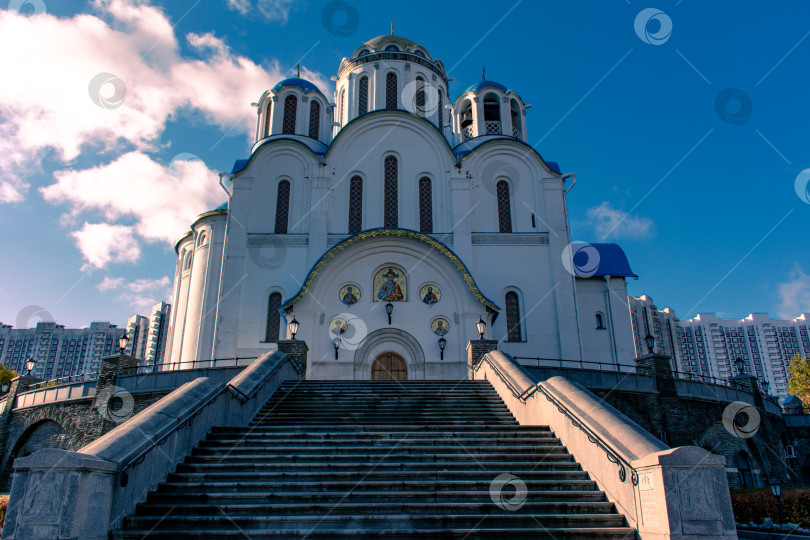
[415, 76, 425, 116]
[282, 95, 297, 134]
[385, 72, 397, 109]
[263, 100, 272, 137]
[265, 292, 282, 342]
[505, 291, 522, 342]
[496, 180, 512, 233]
[418, 177, 432, 234]
[275, 180, 290, 234]
[308, 100, 320, 139]
[339, 89, 346, 124]
[437, 89, 443, 128]
[383, 156, 398, 227]
[348, 176, 363, 234]
[358, 76, 368, 115]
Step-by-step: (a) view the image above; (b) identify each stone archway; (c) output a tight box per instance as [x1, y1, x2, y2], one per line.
[372, 353, 408, 380]
[354, 327, 425, 380]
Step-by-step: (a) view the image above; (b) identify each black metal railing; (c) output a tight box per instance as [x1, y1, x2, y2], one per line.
[783, 405, 810, 416]
[513, 356, 637, 373]
[474, 354, 639, 485]
[27, 371, 99, 391]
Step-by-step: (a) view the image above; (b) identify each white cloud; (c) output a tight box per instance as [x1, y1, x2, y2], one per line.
[227, 0, 252, 15]
[0, 1, 329, 202]
[72, 223, 141, 270]
[97, 275, 171, 314]
[228, 0, 297, 22]
[0, 0, 330, 268]
[257, 0, 296, 23]
[41, 151, 223, 246]
[776, 265, 810, 318]
[587, 201, 655, 241]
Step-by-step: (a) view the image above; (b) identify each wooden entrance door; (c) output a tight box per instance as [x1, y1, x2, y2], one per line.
[371, 353, 407, 380]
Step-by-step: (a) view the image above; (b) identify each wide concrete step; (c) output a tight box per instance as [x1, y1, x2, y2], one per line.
[133, 501, 618, 517]
[166, 470, 593, 484]
[157, 478, 603, 493]
[113, 528, 636, 539]
[177, 461, 583, 473]
[209, 425, 551, 435]
[200, 435, 561, 446]
[121, 513, 629, 531]
[192, 444, 571, 455]
[145, 489, 611, 505]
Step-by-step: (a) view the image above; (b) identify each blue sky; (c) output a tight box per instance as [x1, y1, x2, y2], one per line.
[1, 0, 809, 329]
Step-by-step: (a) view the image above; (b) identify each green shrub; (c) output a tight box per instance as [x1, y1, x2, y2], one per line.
[0, 495, 8, 529]
[732, 488, 810, 528]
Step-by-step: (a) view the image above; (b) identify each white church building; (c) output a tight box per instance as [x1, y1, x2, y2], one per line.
[164, 34, 638, 380]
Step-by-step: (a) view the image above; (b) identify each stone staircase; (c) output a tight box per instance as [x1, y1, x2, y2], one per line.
[112, 380, 636, 538]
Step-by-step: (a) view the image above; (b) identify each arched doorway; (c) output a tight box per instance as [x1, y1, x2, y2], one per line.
[371, 353, 407, 380]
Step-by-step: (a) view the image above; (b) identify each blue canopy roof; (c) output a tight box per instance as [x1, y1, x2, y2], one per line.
[572, 243, 637, 278]
[271, 78, 321, 94]
[465, 80, 508, 93]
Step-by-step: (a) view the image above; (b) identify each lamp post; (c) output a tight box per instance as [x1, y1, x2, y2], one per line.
[288, 317, 299, 340]
[332, 336, 341, 360]
[385, 302, 393, 325]
[118, 332, 129, 355]
[25, 357, 35, 376]
[438, 336, 447, 360]
[476, 317, 486, 340]
[644, 333, 655, 354]
[768, 478, 784, 524]
[1, 381, 9, 394]
[734, 357, 745, 376]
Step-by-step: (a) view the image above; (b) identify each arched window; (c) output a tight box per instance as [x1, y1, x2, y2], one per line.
[483, 92, 501, 134]
[348, 176, 363, 234]
[383, 156, 398, 227]
[263, 100, 272, 137]
[385, 72, 397, 109]
[183, 251, 192, 271]
[197, 232, 207, 247]
[596, 313, 605, 329]
[437, 89, 443, 128]
[282, 95, 297, 134]
[275, 180, 290, 234]
[734, 452, 755, 488]
[358, 76, 368, 116]
[418, 177, 432, 234]
[265, 292, 282, 342]
[415, 76, 425, 116]
[385, 45, 399, 52]
[510, 99, 522, 139]
[459, 99, 473, 141]
[308, 100, 320, 139]
[496, 180, 512, 233]
[505, 291, 522, 342]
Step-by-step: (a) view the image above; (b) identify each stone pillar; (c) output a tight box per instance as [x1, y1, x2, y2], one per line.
[88, 355, 140, 443]
[277, 340, 309, 378]
[635, 353, 678, 445]
[466, 339, 498, 379]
